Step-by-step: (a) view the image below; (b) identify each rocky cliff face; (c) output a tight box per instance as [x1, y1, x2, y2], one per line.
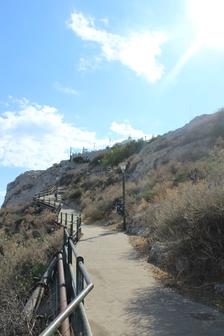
[3, 109, 224, 208]
[131, 110, 224, 179]
[2, 160, 85, 207]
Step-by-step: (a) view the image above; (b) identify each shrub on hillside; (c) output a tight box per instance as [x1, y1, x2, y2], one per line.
[0, 229, 63, 335]
[148, 182, 224, 283]
[0, 205, 57, 237]
[101, 139, 145, 167]
[67, 189, 82, 201]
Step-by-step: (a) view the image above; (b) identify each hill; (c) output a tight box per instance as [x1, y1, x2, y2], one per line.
[2, 109, 224, 287]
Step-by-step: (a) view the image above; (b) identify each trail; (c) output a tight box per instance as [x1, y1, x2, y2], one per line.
[78, 224, 224, 336]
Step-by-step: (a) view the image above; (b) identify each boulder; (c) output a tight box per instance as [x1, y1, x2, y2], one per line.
[148, 243, 169, 266]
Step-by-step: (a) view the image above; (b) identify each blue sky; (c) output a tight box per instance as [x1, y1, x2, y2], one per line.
[1, 0, 224, 205]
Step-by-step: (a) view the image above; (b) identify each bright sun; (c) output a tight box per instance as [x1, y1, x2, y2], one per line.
[189, 0, 224, 49]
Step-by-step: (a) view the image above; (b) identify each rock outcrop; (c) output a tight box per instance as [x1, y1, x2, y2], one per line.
[131, 109, 224, 179]
[2, 160, 84, 207]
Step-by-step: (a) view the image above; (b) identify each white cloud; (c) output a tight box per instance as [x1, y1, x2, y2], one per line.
[0, 98, 151, 170]
[68, 11, 167, 83]
[110, 121, 152, 139]
[54, 82, 79, 96]
[0, 99, 109, 169]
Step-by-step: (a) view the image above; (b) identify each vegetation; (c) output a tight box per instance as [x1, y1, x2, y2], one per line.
[101, 139, 145, 167]
[64, 135, 224, 286]
[0, 204, 62, 335]
[3, 115, 224, 333]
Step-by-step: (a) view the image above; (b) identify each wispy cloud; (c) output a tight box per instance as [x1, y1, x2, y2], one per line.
[78, 56, 102, 72]
[68, 11, 167, 83]
[53, 82, 79, 96]
[110, 121, 151, 139]
[100, 18, 109, 26]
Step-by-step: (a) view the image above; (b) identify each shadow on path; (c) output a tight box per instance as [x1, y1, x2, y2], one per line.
[125, 286, 224, 336]
[80, 231, 119, 242]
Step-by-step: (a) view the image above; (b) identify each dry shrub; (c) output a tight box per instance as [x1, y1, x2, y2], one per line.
[83, 199, 114, 223]
[129, 236, 149, 256]
[0, 229, 63, 335]
[0, 205, 57, 237]
[82, 181, 122, 223]
[149, 181, 224, 283]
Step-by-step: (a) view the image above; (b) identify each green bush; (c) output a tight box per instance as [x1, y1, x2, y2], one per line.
[140, 190, 156, 202]
[173, 172, 189, 185]
[73, 155, 89, 163]
[67, 189, 82, 201]
[101, 139, 145, 167]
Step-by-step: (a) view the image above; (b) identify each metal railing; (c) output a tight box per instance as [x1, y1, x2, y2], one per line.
[34, 194, 62, 213]
[32, 185, 93, 336]
[39, 227, 94, 336]
[34, 185, 57, 198]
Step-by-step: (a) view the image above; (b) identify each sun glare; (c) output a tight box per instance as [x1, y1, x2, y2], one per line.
[189, 0, 224, 49]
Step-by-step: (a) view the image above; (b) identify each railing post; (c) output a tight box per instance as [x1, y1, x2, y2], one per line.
[65, 213, 68, 227]
[63, 228, 67, 246]
[68, 238, 72, 265]
[67, 237, 73, 304]
[76, 256, 84, 298]
[60, 212, 63, 225]
[76, 215, 81, 242]
[79, 214, 82, 240]
[76, 256, 84, 334]
[70, 214, 74, 237]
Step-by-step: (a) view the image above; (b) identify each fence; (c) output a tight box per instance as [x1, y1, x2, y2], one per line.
[31, 185, 94, 336]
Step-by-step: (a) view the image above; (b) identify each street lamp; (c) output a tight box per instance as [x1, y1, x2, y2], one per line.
[120, 163, 126, 231]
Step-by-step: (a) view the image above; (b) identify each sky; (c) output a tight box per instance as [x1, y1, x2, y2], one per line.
[1, 0, 224, 205]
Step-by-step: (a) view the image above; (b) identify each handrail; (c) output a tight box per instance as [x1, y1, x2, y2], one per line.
[40, 235, 94, 336]
[34, 185, 56, 198]
[33, 184, 93, 336]
[39, 284, 93, 336]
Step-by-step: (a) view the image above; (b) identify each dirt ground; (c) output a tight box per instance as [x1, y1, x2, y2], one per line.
[77, 224, 224, 336]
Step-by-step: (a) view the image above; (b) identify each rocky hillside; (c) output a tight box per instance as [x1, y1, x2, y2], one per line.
[2, 109, 224, 317]
[3, 109, 224, 208]
[3, 160, 80, 207]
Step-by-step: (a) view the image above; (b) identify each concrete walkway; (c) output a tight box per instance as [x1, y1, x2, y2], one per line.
[77, 224, 224, 336]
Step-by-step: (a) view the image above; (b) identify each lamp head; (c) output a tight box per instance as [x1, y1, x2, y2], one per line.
[120, 163, 126, 172]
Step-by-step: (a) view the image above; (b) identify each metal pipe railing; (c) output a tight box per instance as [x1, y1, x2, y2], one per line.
[68, 257, 93, 335]
[34, 185, 93, 336]
[39, 283, 93, 336]
[58, 253, 70, 336]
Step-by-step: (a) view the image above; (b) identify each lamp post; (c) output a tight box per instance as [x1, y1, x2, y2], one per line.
[120, 163, 126, 231]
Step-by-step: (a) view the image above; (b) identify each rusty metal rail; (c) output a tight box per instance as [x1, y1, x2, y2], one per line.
[32, 186, 93, 336]
[40, 228, 94, 336]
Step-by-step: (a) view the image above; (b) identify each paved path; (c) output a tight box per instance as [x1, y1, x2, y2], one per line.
[78, 224, 224, 336]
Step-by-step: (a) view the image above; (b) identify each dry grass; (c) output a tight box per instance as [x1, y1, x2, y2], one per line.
[0, 203, 57, 237]
[0, 215, 63, 335]
[140, 181, 224, 283]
